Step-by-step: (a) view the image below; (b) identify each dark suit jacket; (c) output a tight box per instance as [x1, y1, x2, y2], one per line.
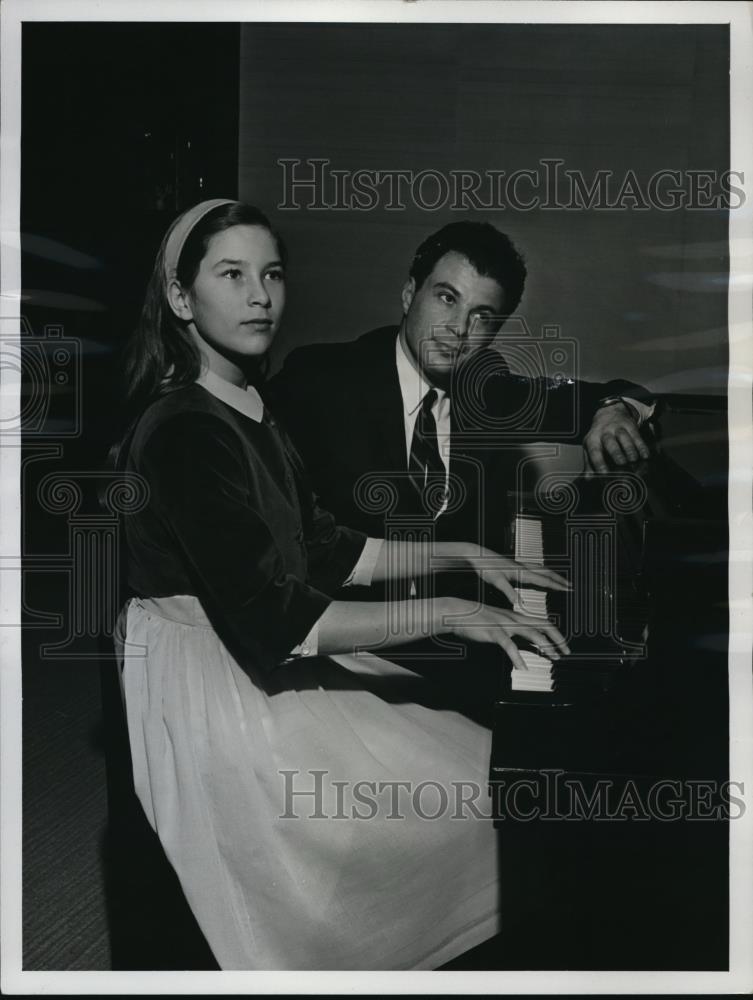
[266, 325, 650, 555]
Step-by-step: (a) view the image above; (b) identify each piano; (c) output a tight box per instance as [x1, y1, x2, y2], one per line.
[489, 412, 729, 970]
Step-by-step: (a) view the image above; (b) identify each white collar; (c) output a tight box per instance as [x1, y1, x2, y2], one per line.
[195, 367, 264, 423]
[395, 329, 446, 416]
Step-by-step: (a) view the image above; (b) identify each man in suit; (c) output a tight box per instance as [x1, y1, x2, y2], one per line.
[265, 222, 653, 721]
[267, 220, 652, 561]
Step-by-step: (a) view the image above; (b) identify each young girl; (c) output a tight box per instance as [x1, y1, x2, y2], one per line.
[115, 199, 569, 970]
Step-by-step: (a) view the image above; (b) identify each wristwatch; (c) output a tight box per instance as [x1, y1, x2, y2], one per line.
[596, 395, 640, 423]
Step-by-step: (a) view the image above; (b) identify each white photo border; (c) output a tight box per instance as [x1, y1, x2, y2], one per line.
[2, 0, 751, 994]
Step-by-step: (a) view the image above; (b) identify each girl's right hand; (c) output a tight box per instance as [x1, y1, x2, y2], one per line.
[438, 598, 571, 673]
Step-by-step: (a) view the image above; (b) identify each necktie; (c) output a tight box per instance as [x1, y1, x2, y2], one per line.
[408, 388, 446, 514]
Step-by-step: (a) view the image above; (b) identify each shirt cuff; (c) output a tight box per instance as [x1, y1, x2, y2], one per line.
[342, 537, 384, 588]
[288, 618, 320, 659]
[286, 539, 383, 662]
[621, 396, 655, 426]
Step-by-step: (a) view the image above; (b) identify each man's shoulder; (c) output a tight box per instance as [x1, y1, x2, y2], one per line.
[275, 325, 397, 375]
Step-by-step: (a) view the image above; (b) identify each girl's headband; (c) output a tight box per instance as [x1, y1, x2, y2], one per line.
[163, 198, 237, 284]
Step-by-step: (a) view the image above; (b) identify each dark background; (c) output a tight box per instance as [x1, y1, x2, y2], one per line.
[21, 22, 241, 971]
[19, 20, 729, 971]
[239, 23, 729, 397]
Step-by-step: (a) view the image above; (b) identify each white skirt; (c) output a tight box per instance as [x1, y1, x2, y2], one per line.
[116, 595, 502, 970]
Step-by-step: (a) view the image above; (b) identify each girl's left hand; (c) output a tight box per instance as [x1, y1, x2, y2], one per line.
[463, 549, 572, 606]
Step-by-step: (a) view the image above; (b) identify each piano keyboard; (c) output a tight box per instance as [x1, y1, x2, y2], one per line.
[512, 514, 555, 692]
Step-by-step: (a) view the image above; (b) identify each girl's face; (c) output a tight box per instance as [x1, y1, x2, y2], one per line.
[175, 224, 285, 372]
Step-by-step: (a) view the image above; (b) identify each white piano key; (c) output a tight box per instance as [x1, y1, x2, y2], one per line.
[511, 672, 554, 693]
[513, 587, 548, 618]
[511, 514, 555, 692]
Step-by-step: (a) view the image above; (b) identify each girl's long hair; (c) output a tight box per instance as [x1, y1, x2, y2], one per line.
[110, 202, 286, 469]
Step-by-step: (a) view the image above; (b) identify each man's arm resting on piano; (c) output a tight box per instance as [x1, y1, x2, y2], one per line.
[450, 351, 656, 472]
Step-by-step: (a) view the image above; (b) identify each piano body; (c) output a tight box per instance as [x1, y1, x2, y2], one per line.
[489, 398, 729, 970]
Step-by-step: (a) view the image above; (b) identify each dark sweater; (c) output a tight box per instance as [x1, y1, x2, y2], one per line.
[123, 383, 366, 674]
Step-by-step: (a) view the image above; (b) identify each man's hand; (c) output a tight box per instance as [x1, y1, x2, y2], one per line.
[583, 401, 650, 477]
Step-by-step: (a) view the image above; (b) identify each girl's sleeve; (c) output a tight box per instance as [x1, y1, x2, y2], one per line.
[138, 411, 354, 674]
[301, 498, 373, 595]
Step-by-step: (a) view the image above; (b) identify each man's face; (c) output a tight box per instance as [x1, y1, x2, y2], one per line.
[400, 251, 506, 387]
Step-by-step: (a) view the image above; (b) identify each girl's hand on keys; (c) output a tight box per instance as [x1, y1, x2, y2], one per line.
[436, 598, 571, 671]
